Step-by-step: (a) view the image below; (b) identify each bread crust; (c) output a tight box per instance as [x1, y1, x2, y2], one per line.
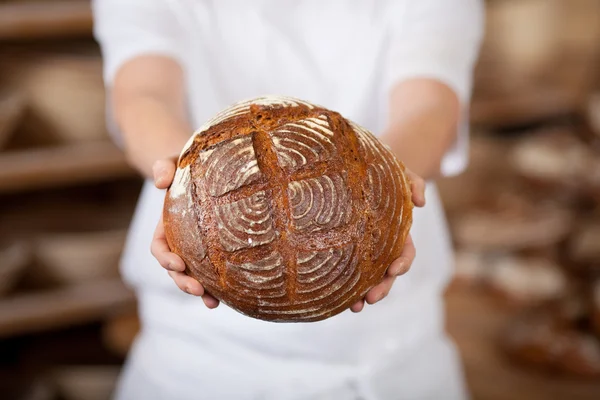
[164, 96, 413, 322]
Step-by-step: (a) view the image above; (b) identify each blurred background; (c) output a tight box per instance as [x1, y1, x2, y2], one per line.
[0, 0, 599, 399]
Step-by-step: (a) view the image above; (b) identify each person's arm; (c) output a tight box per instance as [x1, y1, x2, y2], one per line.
[111, 56, 220, 308]
[347, 80, 459, 312]
[92, 0, 192, 177]
[353, 0, 484, 310]
[93, 0, 219, 308]
[346, 80, 459, 311]
[352, 79, 460, 312]
[112, 56, 190, 178]
[380, 79, 460, 180]
[381, 0, 484, 178]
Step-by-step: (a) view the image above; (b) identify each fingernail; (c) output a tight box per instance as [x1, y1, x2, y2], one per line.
[154, 166, 167, 184]
[391, 263, 403, 276]
[157, 172, 166, 185]
[167, 261, 180, 271]
[152, 164, 161, 179]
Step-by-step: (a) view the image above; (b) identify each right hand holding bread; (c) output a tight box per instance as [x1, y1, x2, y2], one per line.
[151, 158, 220, 309]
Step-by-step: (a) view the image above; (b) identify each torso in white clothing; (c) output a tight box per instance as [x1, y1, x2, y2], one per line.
[178, 0, 397, 134]
[93, 0, 483, 366]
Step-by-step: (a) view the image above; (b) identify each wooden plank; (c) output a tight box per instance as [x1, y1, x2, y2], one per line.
[445, 287, 600, 400]
[0, 278, 135, 339]
[0, 141, 137, 193]
[0, 1, 92, 40]
[470, 90, 583, 128]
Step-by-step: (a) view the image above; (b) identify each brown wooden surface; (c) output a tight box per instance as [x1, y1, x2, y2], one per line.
[446, 286, 600, 400]
[470, 91, 583, 127]
[0, 1, 92, 40]
[0, 141, 137, 193]
[0, 278, 135, 339]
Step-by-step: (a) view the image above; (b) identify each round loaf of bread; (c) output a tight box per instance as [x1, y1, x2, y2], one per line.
[163, 96, 413, 322]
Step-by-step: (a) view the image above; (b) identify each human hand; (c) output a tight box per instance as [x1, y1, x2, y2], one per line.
[150, 158, 220, 309]
[350, 169, 425, 313]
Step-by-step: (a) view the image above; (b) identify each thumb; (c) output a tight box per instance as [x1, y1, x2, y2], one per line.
[152, 157, 178, 189]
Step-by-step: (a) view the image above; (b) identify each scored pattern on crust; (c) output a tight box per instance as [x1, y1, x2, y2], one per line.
[213, 190, 277, 252]
[224, 251, 287, 299]
[165, 96, 412, 322]
[200, 135, 264, 197]
[287, 172, 351, 233]
[296, 244, 357, 294]
[352, 121, 411, 265]
[271, 114, 335, 169]
[178, 95, 318, 161]
[204, 96, 316, 130]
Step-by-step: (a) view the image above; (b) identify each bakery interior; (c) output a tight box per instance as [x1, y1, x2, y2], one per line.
[0, 0, 600, 399]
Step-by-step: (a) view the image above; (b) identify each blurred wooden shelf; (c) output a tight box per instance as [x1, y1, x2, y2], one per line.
[446, 286, 600, 400]
[0, 140, 137, 193]
[0, 1, 92, 41]
[470, 91, 583, 127]
[0, 278, 135, 339]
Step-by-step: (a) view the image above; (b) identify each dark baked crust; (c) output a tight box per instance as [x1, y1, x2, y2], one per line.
[163, 96, 413, 322]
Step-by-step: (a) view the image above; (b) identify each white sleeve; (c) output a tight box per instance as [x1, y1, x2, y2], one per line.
[386, 0, 485, 176]
[92, 0, 189, 145]
[92, 0, 188, 86]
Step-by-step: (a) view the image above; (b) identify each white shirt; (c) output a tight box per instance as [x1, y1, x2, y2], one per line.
[93, 1, 483, 398]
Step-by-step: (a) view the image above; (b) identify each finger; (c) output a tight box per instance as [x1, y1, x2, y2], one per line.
[405, 169, 426, 207]
[152, 159, 177, 189]
[202, 294, 220, 309]
[365, 275, 396, 305]
[168, 270, 205, 296]
[387, 234, 416, 277]
[350, 299, 365, 313]
[151, 217, 186, 272]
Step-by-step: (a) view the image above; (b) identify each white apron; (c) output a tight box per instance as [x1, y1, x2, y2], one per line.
[92, 1, 484, 398]
[115, 182, 467, 400]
